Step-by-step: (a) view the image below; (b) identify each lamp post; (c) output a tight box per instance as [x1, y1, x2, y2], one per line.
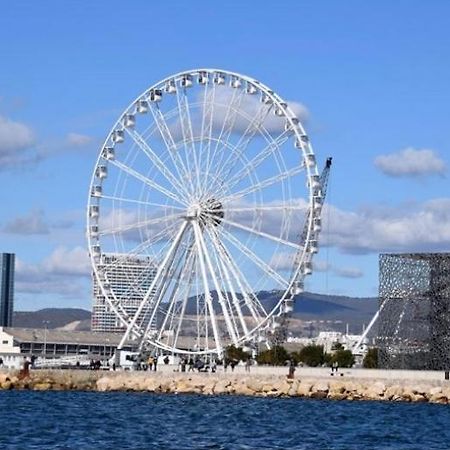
[43, 321, 50, 357]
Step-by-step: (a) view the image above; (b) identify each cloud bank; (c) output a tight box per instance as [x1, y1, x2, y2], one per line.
[374, 148, 446, 177]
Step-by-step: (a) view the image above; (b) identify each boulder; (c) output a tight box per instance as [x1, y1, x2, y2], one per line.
[297, 382, 312, 397]
[96, 377, 113, 392]
[1, 380, 13, 390]
[246, 379, 264, 393]
[312, 381, 329, 394]
[33, 382, 52, 391]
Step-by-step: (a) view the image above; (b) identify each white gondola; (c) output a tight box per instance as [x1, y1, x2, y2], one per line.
[304, 154, 316, 167]
[230, 76, 241, 88]
[274, 102, 287, 117]
[123, 114, 135, 128]
[302, 261, 313, 275]
[198, 72, 208, 84]
[102, 147, 115, 160]
[290, 281, 303, 295]
[246, 82, 257, 94]
[213, 72, 225, 85]
[284, 117, 299, 132]
[308, 240, 318, 254]
[165, 80, 177, 94]
[313, 217, 322, 232]
[261, 93, 272, 104]
[91, 244, 101, 256]
[283, 299, 294, 313]
[112, 130, 124, 144]
[149, 89, 162, 102]
[313, 195, 323, 212]
[96, 165, 107, 179]
[89, 205, 99, 218]
[181, 75, 193, 88]
[300, 134, 309, 144]
[308, 175, 321, 190]
[136, 100, 149, 114]
[90, 225, 99, 238]
[91, 185, 102, 197]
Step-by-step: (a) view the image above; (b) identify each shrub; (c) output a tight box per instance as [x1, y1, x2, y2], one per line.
[363, 347, 378, 368]
[255, 346, 289, 365]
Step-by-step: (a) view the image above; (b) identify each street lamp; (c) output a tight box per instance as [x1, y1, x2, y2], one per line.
[43, 321, 50, 357]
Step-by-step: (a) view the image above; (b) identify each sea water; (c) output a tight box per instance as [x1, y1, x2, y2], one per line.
[0, 391, 449, 449]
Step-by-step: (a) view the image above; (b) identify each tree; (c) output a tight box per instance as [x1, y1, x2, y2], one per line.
[224, 345, 250, 363]
[332, 349, 355, 368]
[256, 346, 289, 365]
[298, 344, 327, 367]
[363, 347, 378, 368]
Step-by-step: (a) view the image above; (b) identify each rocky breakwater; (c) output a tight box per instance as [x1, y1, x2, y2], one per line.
[1, 371, 450, 404]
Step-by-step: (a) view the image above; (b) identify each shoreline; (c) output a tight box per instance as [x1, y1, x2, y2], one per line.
[1, 368, 450, 403]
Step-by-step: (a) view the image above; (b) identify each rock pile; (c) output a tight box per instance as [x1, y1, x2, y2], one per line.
[1, 371, 450, 403]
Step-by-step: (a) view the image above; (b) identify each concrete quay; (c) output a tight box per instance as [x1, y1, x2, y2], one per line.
[1, 367, 450, 403]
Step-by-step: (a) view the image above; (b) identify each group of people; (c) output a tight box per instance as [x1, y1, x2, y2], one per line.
[89, 359, 103, 370]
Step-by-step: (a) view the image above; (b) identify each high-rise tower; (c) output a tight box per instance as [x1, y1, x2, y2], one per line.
[0, 253, 15, 327]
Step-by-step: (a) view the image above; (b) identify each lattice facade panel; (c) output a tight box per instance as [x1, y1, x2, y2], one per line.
[377, 253, 450, 370]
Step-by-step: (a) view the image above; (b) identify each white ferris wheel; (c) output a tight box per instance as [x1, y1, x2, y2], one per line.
[87, 69, 323, 356]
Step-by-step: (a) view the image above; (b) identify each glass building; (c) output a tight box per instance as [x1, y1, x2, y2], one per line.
[0, 253, 15, 327]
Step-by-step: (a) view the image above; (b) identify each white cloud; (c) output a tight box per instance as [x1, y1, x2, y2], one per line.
[3, 209, 49, 235]
[211, 86, 309, 135]
[374, 147, 447, 177]
[333, 266, 363, 278]
[66, 132, 93, 147]
[15, 247, 90, 299]
[0, 115, 37, 168]
[322, 198, 450, 254]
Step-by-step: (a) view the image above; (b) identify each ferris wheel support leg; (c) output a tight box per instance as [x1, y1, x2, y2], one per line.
[194, 221, 239, 346]
[207, 228, 249, 337]
[192, 221, 223, 354]
[117, 220, 188, 351]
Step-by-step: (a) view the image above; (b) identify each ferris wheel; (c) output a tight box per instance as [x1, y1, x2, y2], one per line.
[87, 69, 323, 356]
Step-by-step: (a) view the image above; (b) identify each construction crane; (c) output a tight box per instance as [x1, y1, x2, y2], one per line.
[272, 157, 333, 344]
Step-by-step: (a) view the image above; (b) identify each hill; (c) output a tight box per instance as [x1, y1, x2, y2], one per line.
[11, 292, 378, 335]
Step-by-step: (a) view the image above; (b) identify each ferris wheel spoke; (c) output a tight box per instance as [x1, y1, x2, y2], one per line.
[218, 226, 290, 288]
[125, 128, 192, 202]
[109, 159, 187, 206]
[205, 227, 249, 336]
[148, 103, 192, 194]
[204, 229, 242, 339]
[225, 130, 291, 191]
[157, 237, 196, 343]
[192, 221, 223, 351]
[118, 220, 189, 349]
[101, 194, 185, 210]
[214, 103, 273, 184]
[175, 85, 200, 194]
[199, 82, 217, 195]
[221, 165, 304, 205]
[99, 212, 183, 237]
[214, 214, 300, 250]
[219, 203, 305, 213]
[217, 235, 268, 321]
[201, 87, 244, 194]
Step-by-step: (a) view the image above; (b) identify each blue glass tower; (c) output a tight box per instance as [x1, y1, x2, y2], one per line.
[0, 253, 15, 327]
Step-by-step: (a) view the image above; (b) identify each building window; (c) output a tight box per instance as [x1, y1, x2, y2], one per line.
[2, 340, 8, 344]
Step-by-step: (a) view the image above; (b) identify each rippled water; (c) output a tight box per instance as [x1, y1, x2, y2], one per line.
[1, 391, 450, 449]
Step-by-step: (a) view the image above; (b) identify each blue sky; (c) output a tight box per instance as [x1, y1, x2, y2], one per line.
[0, 1, 449, 310]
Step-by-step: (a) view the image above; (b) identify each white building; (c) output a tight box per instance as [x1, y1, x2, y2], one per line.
[0, 326, 22, 369]
[92, 253, 158, 333]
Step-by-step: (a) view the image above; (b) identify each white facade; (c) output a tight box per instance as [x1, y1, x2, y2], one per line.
[92, 253, 158, 333]
[0, 326, 22, 369]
